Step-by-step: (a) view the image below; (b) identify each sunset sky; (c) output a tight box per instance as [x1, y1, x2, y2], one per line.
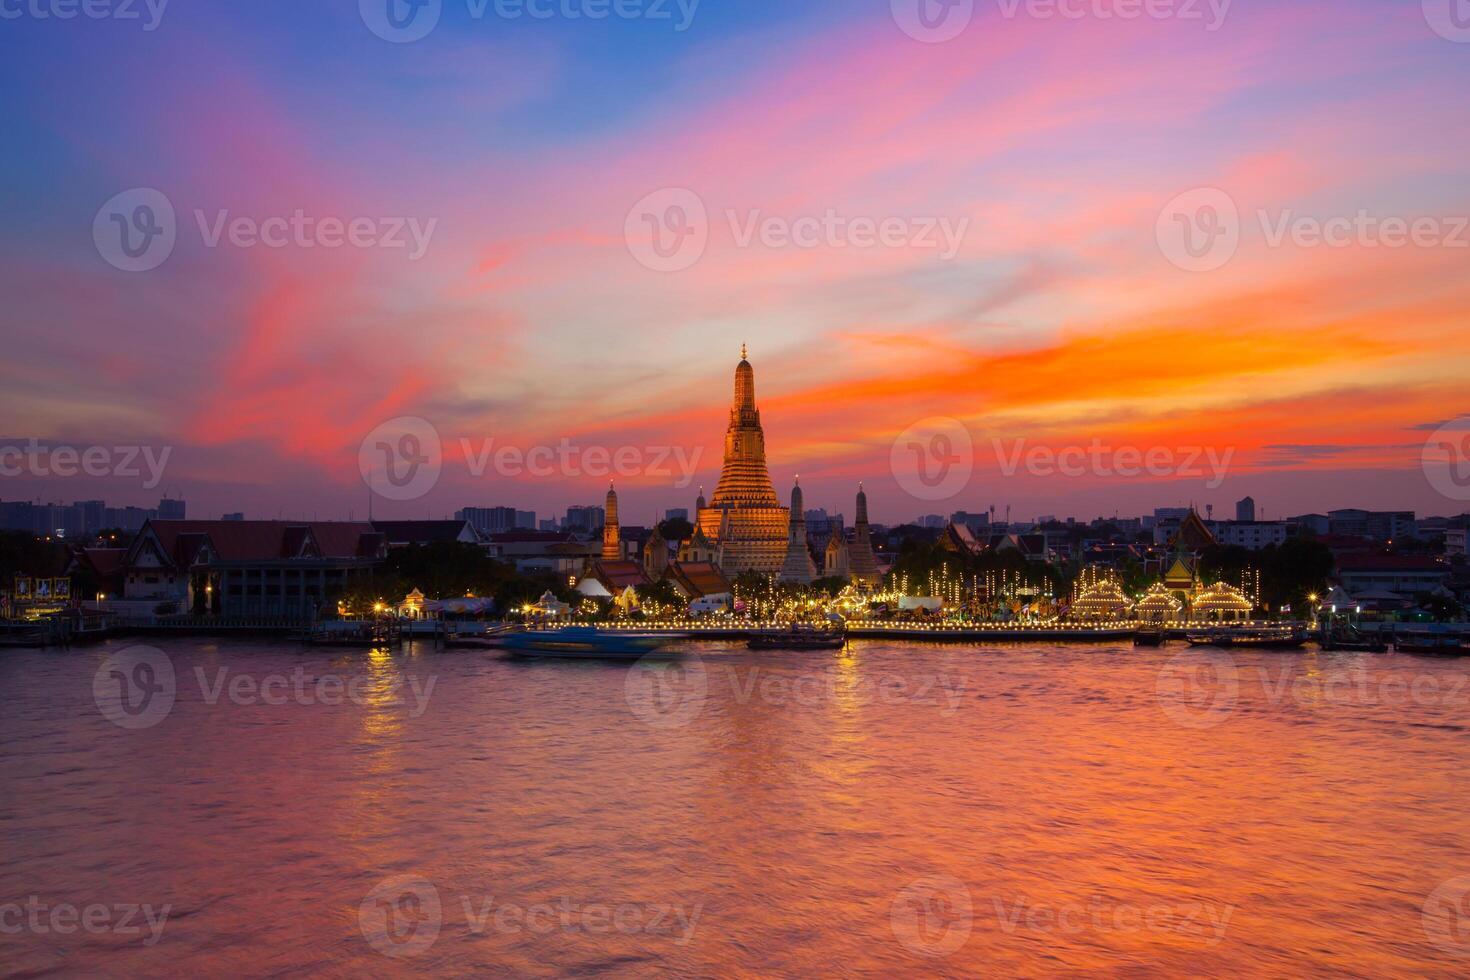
[2, 0, 1468, 524]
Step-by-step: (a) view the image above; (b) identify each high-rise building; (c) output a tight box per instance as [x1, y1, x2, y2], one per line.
[695, 348, 790, 575]
[515, 510, 536, 530]
[158, 498, 187, 520]
[1236, 496, 1256, 522]
[457, 506, 517, 534]
[565, 506, 605, 534]
[665, 508, 689, 522]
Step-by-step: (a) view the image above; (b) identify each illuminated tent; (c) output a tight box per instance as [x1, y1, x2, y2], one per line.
[1072, 580, 1131, 620]
[1135, 582, 1184, 623]
[1191, 581, 1252, 622]
[575, 577, 614, 599]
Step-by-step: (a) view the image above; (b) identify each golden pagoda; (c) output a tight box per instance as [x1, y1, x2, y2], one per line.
[696, 347, 790, 575]
[602, 482, 621, 561]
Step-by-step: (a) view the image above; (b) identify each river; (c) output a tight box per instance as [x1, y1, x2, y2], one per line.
[2, 638, 1468, 976]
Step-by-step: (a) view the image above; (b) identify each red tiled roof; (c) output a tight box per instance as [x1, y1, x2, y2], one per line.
[141, 520, 382, 565]
[79, 548, 126, 576]
[590, 560, 651, 592]
[669, 561, 731, 598]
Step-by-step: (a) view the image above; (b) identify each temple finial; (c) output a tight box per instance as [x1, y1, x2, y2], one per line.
[741, 342, 748, 360]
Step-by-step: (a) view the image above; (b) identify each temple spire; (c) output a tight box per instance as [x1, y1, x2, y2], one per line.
[779, 476, 816, 584]
[602, 482, 621, 561]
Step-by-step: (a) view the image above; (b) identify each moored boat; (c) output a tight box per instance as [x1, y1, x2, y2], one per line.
[1185, 627, 1309, 650]
[1320, 627, 1389, 653]
[501, 627, 685, 660]
[748, 626, 848, 651]
[1392, 635, 1470, 657]
[1133, 627, 1168, 647]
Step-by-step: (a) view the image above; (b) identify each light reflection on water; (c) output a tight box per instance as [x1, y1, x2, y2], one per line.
[2, 637, 1468, 976]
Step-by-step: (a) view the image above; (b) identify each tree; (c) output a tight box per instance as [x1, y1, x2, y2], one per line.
[658, 517, 694, 542]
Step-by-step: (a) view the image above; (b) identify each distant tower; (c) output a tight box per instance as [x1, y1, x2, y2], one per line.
[602, 483, 621, 561]
[779, 477, 817, 584]
[696, 486, 706, 512]
[1236, 496, 1256, 522]
[849, 483, 881, 587]
[824, 519, 850, 580]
